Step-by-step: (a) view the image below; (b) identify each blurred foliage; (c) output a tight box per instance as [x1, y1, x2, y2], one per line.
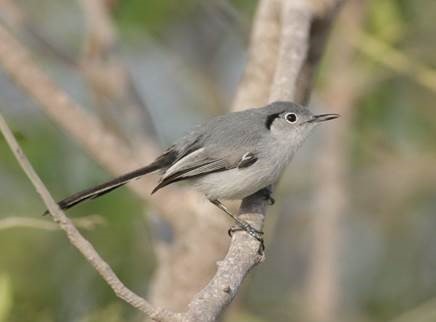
[367, 0, 405, 43]
[113, 0, 256, 35]
[114, 0, 200, 35]
[0, 274, 12, 322]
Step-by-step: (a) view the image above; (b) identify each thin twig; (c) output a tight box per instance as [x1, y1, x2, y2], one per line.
[0, 112, 177, 322]
[0, 214, 105, 231]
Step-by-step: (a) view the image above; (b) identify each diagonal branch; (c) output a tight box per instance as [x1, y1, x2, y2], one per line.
[0, 112, 177, 322]
[0, 215, 104, 231]
[78, 0, 159, 143]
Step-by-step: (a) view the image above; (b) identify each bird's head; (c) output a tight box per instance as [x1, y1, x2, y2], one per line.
[265, 101, 340, 145]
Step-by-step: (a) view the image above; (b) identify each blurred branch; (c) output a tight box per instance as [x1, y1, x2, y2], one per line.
[78, 0, 158, 144]
[0, 0, 77, 67]
[354, 31, 436, 93]
[232, 0, 280, 110]
[303, 1, 365, 320]
[0, 0, 24, 29]
[0, 0, 157, 142]
[0, 112, 177, 321]
[0, 214, 105, 231]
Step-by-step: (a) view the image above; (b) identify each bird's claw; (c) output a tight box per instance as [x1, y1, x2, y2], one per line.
[266, 196, 275, 205]
[228, 224, 265, 254]
[259, 187, 275, 205]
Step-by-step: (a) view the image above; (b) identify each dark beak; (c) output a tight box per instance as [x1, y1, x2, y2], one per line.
[308, 113, 340, 123]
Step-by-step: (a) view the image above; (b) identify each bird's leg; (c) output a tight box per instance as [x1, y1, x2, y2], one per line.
[209, 199, 264, 243]
[258, 186, 275, 205]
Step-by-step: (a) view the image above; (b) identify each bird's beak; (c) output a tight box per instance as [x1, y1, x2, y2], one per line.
[308, 113, 340, 123]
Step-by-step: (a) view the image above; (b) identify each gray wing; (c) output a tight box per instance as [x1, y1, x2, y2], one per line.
[151, 108, 268, 193]
[151, 147, 258, 194]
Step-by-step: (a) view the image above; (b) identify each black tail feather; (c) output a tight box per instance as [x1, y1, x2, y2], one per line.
[44, 149, 178, 215]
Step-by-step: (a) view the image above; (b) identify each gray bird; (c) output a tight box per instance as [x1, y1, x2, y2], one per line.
[53, 101, 339, 244]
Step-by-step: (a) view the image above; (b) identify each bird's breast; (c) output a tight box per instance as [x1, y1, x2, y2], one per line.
[192, 144, 295, 200]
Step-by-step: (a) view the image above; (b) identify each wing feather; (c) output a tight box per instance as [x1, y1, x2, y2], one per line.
[152, 148, 230, 193]
[152, 143, 259, 194]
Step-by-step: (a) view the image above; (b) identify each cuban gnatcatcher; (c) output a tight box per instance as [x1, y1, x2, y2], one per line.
[52, 101, 339, 245]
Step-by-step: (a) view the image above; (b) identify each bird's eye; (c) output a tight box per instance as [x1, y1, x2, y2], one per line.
[285, 113, 298, 123]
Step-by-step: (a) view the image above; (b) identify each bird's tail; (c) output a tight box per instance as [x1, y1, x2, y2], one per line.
[44, 162, 162, 215]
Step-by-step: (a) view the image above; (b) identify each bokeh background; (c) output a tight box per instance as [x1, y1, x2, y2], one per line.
[1, 0, 436, 321]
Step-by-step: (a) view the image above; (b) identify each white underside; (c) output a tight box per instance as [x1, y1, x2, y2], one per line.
[191, 141, 296, 200]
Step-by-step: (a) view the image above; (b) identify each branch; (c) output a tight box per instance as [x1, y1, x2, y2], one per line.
[184, 194, 266, 322]
[78, 0, 159, 143]
[0, 215, 105, 231]
[0, 0, 78, 66]
[0, 112, 177, 322]
[232, 0, 280, 110]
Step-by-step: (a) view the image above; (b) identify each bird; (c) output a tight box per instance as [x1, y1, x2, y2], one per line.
[51, 101, 339, 245]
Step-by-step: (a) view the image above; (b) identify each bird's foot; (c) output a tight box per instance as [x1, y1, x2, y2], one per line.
[259, 187, 275, 205]
[228, 224, 265, 254]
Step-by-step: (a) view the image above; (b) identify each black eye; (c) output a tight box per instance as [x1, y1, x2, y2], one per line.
[285, 113, 298, 123]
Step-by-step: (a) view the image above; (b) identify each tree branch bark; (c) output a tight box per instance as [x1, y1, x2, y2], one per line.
[0, 113, 178, 322]
[0, 215, 104, 231]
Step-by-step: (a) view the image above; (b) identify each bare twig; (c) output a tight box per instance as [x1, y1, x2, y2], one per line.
[0, 112, 177, 322]
[0, 214, 105, 231]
